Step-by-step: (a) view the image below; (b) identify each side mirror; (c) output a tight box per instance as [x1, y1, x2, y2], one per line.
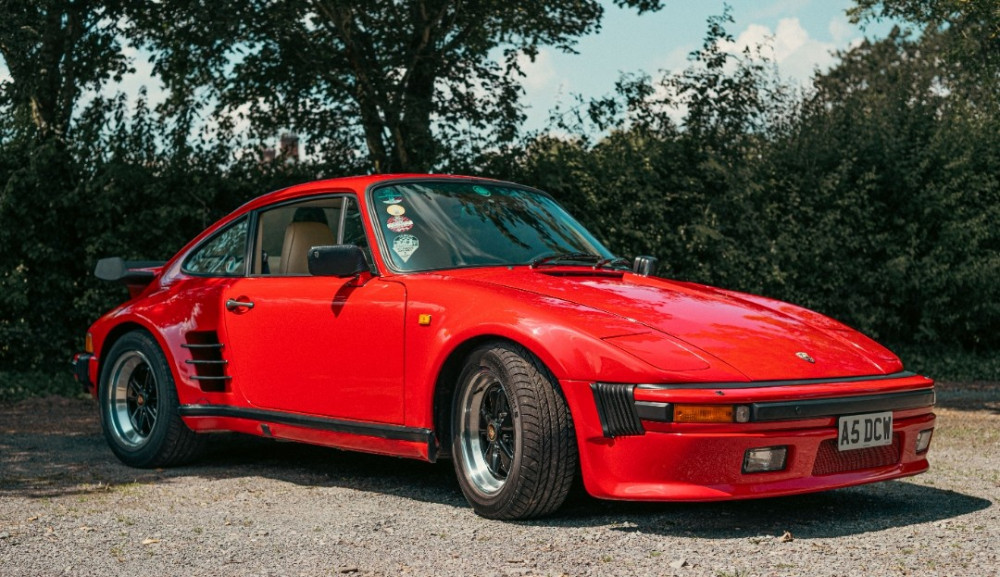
[632, 255, 658, 277]
[307, 245, 370, 277]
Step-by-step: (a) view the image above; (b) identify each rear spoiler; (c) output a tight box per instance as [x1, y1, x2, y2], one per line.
[95, 257, 166, 297]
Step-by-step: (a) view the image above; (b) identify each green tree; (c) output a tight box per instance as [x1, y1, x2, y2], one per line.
[0, 0, 129, 140]
[850, 0, 999, 104]
[132, 0, 663, 173]
[507, 7, 790, 294]
[766, 27, 999, 348]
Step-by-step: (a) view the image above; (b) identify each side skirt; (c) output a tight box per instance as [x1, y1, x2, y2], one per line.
[178, 405, 438, 461]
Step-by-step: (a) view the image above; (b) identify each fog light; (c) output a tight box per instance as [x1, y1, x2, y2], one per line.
[915, 429, 933, 453]
[743, 446, 788, 473]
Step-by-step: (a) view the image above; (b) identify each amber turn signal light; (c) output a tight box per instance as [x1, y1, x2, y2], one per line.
[671, 404, 752, 423]
[673, 404, 734, 423]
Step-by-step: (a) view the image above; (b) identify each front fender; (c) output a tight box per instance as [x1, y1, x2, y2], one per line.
[400, 276, 740, 430]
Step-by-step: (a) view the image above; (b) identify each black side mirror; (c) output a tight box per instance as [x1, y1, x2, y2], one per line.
[308, 245, 370, 277]
[632, 255, 658, 276]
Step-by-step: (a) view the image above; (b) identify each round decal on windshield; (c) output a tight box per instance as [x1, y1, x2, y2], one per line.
[376, 188, 403, 204]
[473, 185, 491, 197]
[392, 234, 419, 263]
[387, 216, 414, 233]
[386, 204, 406, 216]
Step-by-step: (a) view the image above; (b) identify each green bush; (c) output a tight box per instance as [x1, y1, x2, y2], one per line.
[0, 371, 81, 403]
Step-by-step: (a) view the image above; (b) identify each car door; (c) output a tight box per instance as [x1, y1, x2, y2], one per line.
[222, 195, 406, 424]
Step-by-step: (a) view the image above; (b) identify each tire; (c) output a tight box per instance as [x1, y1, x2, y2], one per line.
[451, 342, 577, 519]
[99, 330, 201, 468]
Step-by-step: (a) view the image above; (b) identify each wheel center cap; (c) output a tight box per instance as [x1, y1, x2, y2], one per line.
[137, 395, 145, 406]
[487, 423, 497, 441]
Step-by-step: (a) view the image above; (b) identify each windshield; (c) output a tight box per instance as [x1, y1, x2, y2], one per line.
[370, 181, 614, 272]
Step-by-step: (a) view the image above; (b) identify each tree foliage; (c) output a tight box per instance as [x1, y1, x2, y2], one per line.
[131, 0, 663, 173]
[0, 0, 130, 139]
[0, 2, 997, 375]
[502, 10, 998, 351]
[850, 0, 1000, 104]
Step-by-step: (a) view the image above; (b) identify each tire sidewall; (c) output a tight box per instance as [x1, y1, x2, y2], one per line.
[98, 331, 178, 468]
[452, 345, 526, 515]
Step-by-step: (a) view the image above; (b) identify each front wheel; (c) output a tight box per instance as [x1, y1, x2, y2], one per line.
[452, 342, 577, 519]
[99, 331, 201, 468]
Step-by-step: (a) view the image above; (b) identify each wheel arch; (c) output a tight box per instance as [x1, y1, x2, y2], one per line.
[95, 319, 178, 392]
[431, 333, 571, 461]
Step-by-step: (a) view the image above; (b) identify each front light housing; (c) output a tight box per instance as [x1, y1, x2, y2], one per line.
[672, 404, 751, 423]
[673, 404, 733, 423]
[743, 446, 788, 473]
[601, 333, 710, 371]
[915, 429, 933, 453]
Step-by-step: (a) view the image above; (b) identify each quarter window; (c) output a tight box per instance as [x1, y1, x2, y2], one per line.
[182, 217, 249, 276]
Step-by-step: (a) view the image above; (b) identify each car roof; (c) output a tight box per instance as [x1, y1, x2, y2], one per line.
[233, 173, 506, 215]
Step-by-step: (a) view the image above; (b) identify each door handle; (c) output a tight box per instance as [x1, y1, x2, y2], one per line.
[226, 299, 255, 311]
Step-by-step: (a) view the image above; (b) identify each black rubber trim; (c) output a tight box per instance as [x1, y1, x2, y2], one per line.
[635, 401, 672, 421]
[591, 383, 644, 437]
[180, 343, 224, 349]
[751, 389, 936, 422]
[634, 371, 918, 390]
[189, 375, 233, 381]
[71, 353, 94, 392]
[178, 405, 435, 444]
[184, 359, 229, 365]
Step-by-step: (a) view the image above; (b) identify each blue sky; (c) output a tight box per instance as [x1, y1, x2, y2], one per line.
[517, 0, 891, 129]
[0, 1, 892, 135]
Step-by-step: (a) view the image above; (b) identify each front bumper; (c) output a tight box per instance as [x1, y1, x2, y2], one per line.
[563, 375, 936, 501]
[71, 353, 96, 394]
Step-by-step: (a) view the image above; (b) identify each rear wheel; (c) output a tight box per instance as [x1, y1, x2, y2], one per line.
[452, 342, 577, 519]
[99, 331, 201, 467]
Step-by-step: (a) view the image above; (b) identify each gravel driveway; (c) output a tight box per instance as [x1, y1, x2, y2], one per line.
[1, 384, 998, 577]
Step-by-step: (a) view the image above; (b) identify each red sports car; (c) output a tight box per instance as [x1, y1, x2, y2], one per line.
[71, 174, 935, 519]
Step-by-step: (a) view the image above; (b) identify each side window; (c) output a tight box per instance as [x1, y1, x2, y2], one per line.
[182, 217, 249, 276]
[252, 196, 374, 276]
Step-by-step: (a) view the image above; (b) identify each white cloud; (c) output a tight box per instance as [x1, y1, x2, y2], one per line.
[829, 15, 855, 45]
[518, 49, 558, 93]
[723, 17, 842, 86]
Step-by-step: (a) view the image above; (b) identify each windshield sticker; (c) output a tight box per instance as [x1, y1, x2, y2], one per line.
[376, 188, 403, 204]
[392, 234, 419, 262]
[386, 204, 406, 216]
[387, 215, 414, 233]
[473, 185, 491, 197]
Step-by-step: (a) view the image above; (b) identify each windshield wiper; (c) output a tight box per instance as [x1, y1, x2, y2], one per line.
[593, 257, 630, 270]
[529, 252, 602, 268]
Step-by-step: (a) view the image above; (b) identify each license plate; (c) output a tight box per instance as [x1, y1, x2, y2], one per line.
[838, 411, 893, 451]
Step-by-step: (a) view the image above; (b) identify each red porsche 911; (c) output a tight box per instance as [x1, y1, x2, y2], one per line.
[71, 174, 935, 519]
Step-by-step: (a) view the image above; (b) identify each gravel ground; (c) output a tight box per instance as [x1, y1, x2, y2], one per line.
[1, 384, 998, 577]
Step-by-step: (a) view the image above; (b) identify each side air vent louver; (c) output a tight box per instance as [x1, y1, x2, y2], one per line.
[591, 383, 644, 438]
[181, 332, 230, 392]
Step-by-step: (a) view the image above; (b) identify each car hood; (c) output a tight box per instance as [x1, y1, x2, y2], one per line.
[455, 268, 902, 381]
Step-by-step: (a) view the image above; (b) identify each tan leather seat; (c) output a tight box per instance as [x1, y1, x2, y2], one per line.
[279, 221, 335, 274]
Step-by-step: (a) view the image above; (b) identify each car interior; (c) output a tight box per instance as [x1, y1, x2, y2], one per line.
[254, 199, 345, 275]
